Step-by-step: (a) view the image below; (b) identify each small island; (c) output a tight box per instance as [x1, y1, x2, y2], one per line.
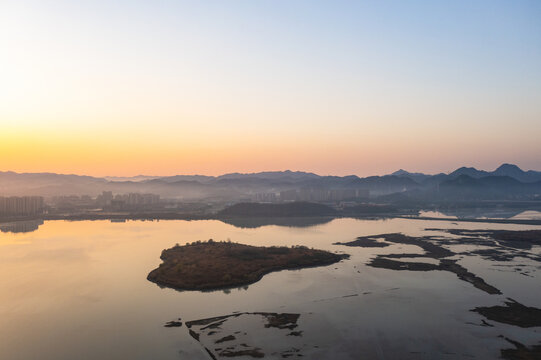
[147, 240, 348, 291]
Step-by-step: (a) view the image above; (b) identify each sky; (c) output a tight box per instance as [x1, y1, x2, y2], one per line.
[1, 0, 540, 177]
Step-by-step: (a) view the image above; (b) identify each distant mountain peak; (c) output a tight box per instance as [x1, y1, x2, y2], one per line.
[491, 163, 535, 182]
[448, 166, 488, 179]
[454, 166, 477, 171]
[495, 163, 523, 172]
[392, 169, 409, 176]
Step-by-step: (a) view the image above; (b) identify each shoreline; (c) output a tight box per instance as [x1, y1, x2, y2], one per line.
[396, 215, 541, 226]
[2, 213, 541, 226]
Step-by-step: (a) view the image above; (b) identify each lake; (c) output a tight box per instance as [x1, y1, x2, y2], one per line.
[1, 218, 540, 359]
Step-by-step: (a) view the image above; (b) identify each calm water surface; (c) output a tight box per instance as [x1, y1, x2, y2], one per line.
[1, 218, 540, 359]
[419, 209, 541, 220]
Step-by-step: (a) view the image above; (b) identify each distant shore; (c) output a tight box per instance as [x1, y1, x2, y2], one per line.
[2, 212, 541, 227]
[397, 215, 541, 226]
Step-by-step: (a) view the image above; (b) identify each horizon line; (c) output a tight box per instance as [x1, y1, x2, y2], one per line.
[1, 162, 538, 180]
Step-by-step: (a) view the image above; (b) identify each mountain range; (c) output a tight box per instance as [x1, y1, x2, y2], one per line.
[393, 163, 541, 184]
[1, 164, 540, 202]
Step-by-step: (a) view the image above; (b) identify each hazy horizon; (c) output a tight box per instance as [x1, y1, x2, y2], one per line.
[2, 162, 541, 179]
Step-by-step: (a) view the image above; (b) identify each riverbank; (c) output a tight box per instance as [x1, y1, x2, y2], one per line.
[3, 212, 541, 226]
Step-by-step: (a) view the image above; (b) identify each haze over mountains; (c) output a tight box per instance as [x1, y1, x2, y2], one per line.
[388, 164, 541, 202]
[394, 164, 541, 184]
[1, 164, 540, 203]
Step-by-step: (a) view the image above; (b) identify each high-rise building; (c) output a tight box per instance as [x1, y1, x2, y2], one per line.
[96, 191, 113, 206]
[0, 196, 45, 216]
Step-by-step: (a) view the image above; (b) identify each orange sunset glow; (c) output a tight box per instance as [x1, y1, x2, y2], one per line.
[2, 1, 541, 177]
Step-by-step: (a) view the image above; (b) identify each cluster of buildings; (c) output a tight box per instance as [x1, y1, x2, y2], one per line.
[47, 192, 162, 213]
[252, 188, 370, 203]
[97, 191, 160, 211]
[0, 196, 45, 216]
[51, 195, 95, 210]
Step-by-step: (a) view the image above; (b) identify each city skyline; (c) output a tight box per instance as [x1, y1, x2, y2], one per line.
[2, 0, 541, 177]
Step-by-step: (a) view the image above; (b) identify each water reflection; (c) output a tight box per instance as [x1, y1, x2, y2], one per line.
[422, 209, 541, 220]
[0, 218, 540, 360]
[221, 285, 250, 295]
[0, 219, 44, 233]
[153, 282, 251, 295]
[219, 216, 334, 229]
[510, 210, 541, 220]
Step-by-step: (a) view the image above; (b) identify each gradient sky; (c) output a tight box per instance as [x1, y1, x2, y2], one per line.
[1, 0, 540, 177]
